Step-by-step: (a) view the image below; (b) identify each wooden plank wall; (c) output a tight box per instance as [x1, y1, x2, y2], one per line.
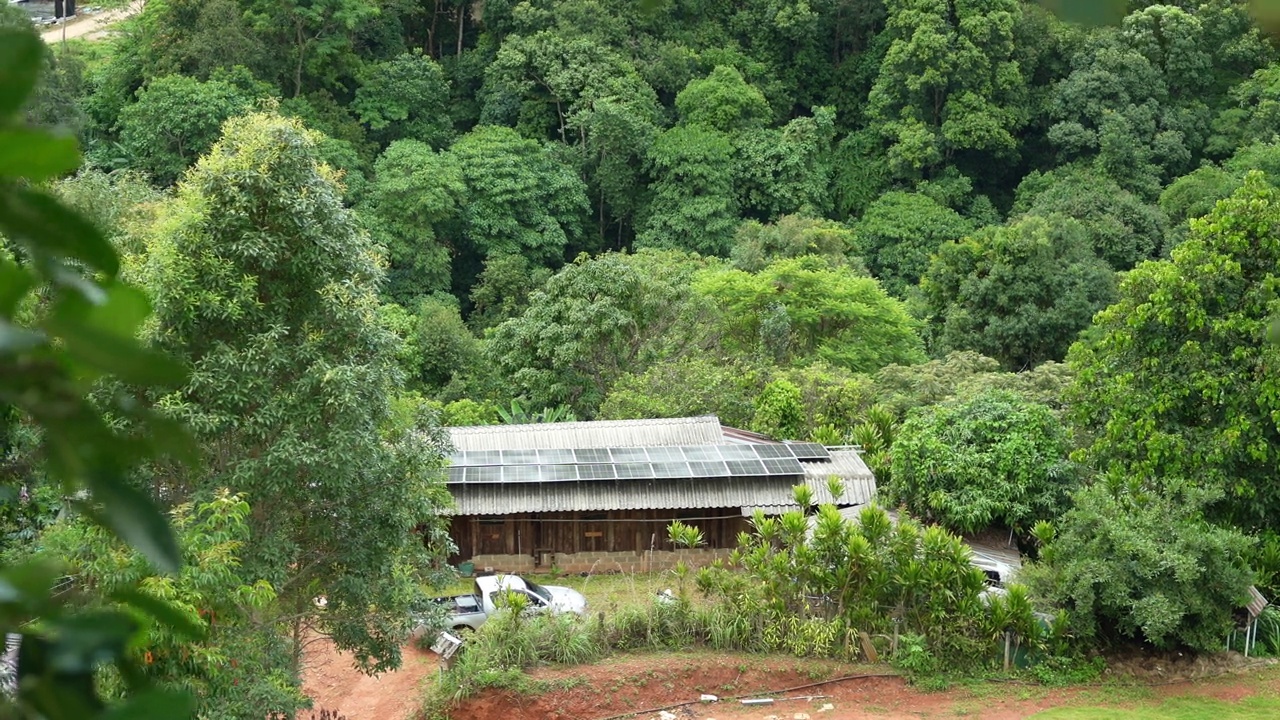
[449, 510, 750, 561]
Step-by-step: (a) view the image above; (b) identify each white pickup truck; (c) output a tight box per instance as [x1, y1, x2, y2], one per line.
[426, 574, 587, 635]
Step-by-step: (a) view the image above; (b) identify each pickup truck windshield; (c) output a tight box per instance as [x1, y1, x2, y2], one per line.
[526, 581, 553, 602]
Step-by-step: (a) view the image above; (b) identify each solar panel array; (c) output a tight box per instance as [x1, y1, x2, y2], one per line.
[445, 442, 827, 485]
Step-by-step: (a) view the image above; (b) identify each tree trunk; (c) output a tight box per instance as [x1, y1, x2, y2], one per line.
[456, 3, 465, 56]
[428, 0, 439, 58]
[294, 22, 306, 98]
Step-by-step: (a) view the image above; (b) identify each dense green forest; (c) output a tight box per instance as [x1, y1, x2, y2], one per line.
[5, 0, 1280, 717]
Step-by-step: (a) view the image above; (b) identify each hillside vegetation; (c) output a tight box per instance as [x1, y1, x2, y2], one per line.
[4, 1, 1280, 718]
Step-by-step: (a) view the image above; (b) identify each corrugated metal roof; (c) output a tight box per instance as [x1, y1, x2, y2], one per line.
[804, 450, 874, 482]
[450, 416, 725, 451]
[1247, 586, 1269, 620]
[448, 476, 810, 515]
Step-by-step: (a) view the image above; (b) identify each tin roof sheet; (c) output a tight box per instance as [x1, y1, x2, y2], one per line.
[447, 470, 872, 516]
[449, 416, 725, 451]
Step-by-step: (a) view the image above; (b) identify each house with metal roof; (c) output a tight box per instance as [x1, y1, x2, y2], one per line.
[444, 415, 876, 574]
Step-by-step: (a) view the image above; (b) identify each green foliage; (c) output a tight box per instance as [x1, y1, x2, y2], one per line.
[467, 253, 553, 331]
[675, 65, 770, 132]
[921, 214, 1117, 370]
[448, 125, 590, 264]
[730, 214, 860, 273]
[750, 379, 806, 441]
[1013, 165, 1168, 270]
[695, 256, 926, 372]
[734, 108, 838, 220]
[889, 390, 1078, 534]
[1026, 483, 1254, 652]
[381, 297, 480, 395]
[597, 356, 761, 429]
[485, 249, 717, 415]
[637, 124, 739, 256]
[867, 0, 1028, 179]
[1068, 174, 1280, 528]
[116, 74, 259, 185]
[138, 111, 452, 673]
[856, 192, 974, 298]
[353, 51, 452, 149]
[366, 139, 464, 303]
[37, 491, 299, 719]
[1, 27, 201, 718]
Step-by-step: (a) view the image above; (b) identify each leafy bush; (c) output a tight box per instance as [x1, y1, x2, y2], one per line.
[888, 390, 1078, 534]
[1026, 483, 1254, 652]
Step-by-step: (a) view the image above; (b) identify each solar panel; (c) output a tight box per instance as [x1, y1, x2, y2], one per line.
[501, 449, 540, 465]
[615, 463, 652, 480]
[577, 463, 617, 480]
[503, 464, 541, 482]
[725, 459, 767, 476]
[610, 447, 650, 462]
[785, 442, 830, 460]
[574, 448, 611, 463]
[466, 466, 503, 483]
[464, 450, 503, 466]
[446, 467, 466, 483]
[540, 464, 580, 482]
[682, 446, 722, 461]
[538, 448, 576, 464]
[752, 444, 792, 459]
[646, 447, 687, 462]
[689, 460, 730, 477]
[718, 444, 759, 460]
[762, 458, 806, 475]
[652, 461, 692, 478]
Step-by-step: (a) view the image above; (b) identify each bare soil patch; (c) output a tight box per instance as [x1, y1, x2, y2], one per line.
[301, 636, 439, 720]
[447, 652, 1280, 720]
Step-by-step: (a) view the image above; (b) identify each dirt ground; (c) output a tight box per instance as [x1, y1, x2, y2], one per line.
[40, 1, 143, 43]
[301, 642, 1280, 720]
[301, 636, 439, 720]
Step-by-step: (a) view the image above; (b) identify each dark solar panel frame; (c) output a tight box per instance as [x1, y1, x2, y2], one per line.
[725, 459, 767, 476]
[784, 442, 831, 460]
[763, 458, 805, 475]
[752, 444, 792, 459]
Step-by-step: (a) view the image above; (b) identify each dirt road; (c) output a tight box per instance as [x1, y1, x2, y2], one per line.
[40, 1, 143, 43]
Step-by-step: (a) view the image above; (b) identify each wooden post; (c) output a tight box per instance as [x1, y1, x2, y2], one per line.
[1003, 631, 1012, 671]
[859, 631, 878, 663]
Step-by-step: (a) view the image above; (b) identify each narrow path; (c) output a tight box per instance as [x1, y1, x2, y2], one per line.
[40, 1, 143, 43]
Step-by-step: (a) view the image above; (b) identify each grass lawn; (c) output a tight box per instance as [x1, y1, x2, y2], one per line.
[434, 571, 686, 613]
[1030, 695, 1280, 719]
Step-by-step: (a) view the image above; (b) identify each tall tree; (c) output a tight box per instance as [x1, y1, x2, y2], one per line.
[1068, 174, 1280, 529]
[447, 125, 590, 266]
[866, 0, 1028, 180]
[889, 390, 1077, 534]
[485, 249, 718, 415]
[921, 214, 1116, 370]
[364, 139, 464, 303]
[636, 124, 740, 256]
[139, 112, 452, 674]
[116, 74, 259, 185]
[695, 255, 926, 372]
[353, 50, 453, 149]
[855, 191, 974, 298]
